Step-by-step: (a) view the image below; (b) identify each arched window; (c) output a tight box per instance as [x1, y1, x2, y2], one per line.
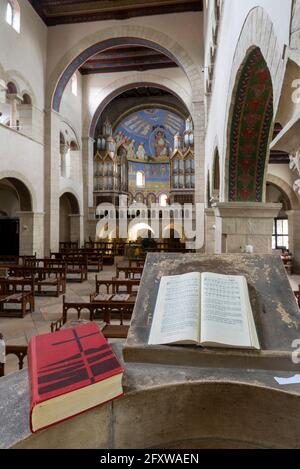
[6, 2, 13, 25]
[22, 94, 32, 105]
[6, 1, 20, 33]
[159, 194, 168, 207]
[136, 171, 145, 188]
[71, 74, 78, 96]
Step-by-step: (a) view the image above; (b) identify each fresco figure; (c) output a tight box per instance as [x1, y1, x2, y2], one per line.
[154, 131, 169, 158]
[137, 142, 146, 160]
[127, 139, 136, 160]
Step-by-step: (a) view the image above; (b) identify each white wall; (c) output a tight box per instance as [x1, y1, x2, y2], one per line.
[0, 0, 46, 216]
[46, 12, 203, 84]
[82, 67, 192, 136]
[205, 0, 292, 185]
[0, 0, 47, 108]
[60, 70, 83, 140]
[0, 124, 44, 212]
[0, 185, 19, 217]
[268, 164, 299, 189]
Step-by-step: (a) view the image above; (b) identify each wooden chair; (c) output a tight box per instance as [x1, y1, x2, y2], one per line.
[0, 278, 35, 317]
[0, 335, 28, 378]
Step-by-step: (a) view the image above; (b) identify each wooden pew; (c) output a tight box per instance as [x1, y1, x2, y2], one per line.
[116, 264, 144, 279]
[91, 277, 140, 299]
[0, 254, 36, 266]
[8, 266, 66, 297]
[0, 337, 28, 377]
[0, 278, 35, 317]
[59, 241, 79, 251]
[62, 295, 134, 325]
[50, 317, 129, 339]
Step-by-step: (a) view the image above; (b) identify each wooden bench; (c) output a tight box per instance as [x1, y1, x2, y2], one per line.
[64, 257, 88, 282]
[62, 295, 134, 325]
[0, 278, 35, 317]
[8, 266, 66, 297]
[50, 317, 129, 339]
[0, 339, 28, 378]
[116, 264, 144, 279]
[91, 277, 140, 299]
[59, 241, 79, 251]
[84, 242, 115, 264]
[58, 249, 104, 272]
[0, 254, 37, 266]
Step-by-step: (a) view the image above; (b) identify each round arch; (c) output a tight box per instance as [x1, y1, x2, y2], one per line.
[6, 81, 18, 95]
[87, 78, 192, 138]
[47, 25, 202, 112]
[266, 174, 300, 210]
[0, 171, 36, 211]
[128, 222, 155, 241]
[223, 6, 285, 202]
[59, 191, 81, 244]
[226, 46, 273, 202]
[162, 223, 182, 239]
[59, 191, 81, 215]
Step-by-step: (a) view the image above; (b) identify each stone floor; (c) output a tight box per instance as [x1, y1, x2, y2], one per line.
[1, 262, 300, 376]
[1, 261, 121, 375]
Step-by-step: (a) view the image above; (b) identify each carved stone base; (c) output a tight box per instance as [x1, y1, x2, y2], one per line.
[212, 203, 282, 254]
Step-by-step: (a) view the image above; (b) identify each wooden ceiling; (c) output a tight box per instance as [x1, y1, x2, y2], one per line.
[29, 0, 203, 26]
[79, 45, 178, 74]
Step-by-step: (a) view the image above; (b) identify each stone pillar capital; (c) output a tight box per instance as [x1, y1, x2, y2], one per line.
[213, 202, 282, 219]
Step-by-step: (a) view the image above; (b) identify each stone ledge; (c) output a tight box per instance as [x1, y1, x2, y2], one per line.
[213, 202, 282, 219]
[2, 343, 300, 449]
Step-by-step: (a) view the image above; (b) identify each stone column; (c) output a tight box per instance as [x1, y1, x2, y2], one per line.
[0, 79, 7, 103]
[17, 212, 44, 257]
[69, 214, 84, 246]
[82, 136, 95, 241]
[7, 93, 22, 129]
[192, 100, 205, 204]
[205, 208, 216, 254]
[18, 104, 33, 137]
[60, 143, 69, 178]
[44, 110, 61, 255]
[213, 202, 282, 254]
[287, 210, 300, 273]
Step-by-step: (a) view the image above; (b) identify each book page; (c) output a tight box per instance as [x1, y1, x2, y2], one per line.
[200, 272, 258, 349]
[148, 272, 201, 345]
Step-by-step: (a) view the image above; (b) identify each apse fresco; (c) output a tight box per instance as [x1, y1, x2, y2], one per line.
[128, 162, 170, 192]
[114, 108, 185, 163]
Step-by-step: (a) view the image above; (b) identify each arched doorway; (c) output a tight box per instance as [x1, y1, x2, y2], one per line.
[227, 47, 273, 202]
[0, 177, 32, 255]
[49, 31, 199, 113]
[59, 192, 80, 244]
[266, 182, 292, 251]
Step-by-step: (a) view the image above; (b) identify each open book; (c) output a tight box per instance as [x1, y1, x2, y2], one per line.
[148, 272, 260, 350]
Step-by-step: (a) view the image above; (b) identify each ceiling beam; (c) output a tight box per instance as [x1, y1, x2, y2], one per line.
[29, 0, 203, 26]
[80, 62, 179, 75]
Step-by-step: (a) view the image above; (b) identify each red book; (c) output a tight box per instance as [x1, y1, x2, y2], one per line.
[28, 322, 124, 433]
